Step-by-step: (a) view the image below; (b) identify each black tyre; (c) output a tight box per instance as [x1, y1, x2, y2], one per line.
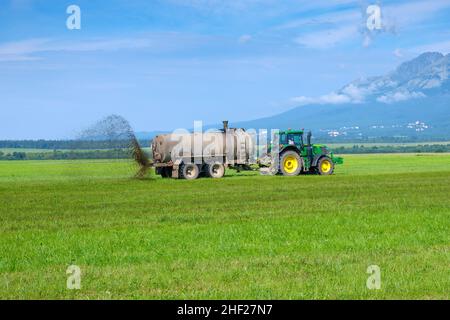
[160, 167, 172, 178]
[280, 150, 302, 176]
[317, 156, 334, 175]
[206, 163, 225, 178]
[180, 163, 200, 180]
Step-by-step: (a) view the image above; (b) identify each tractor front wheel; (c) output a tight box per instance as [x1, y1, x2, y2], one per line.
[280, 151, 302, 176]
[317, 156, 334, 175]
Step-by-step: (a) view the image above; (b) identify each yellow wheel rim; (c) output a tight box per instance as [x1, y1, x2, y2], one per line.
[321, 160, 332, 173]
[283, 155, 298, 174]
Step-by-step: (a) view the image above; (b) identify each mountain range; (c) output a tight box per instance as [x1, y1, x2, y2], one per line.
[231, 52, 450, 141]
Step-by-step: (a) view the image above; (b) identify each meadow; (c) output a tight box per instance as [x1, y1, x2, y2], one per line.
[326, 141, 450, 148]
[0, 154, 449, 299]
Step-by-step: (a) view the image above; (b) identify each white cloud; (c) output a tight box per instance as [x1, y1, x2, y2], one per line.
[320, 92, 352, 104]
[168, 0, 360, 13]
[340, 84, 368, 103]
[0, 38, 49, 62]
[362, 34, 372, 48]
[291, 92, 351, 106]
[294, 25, 358, 49]
[10, 0, 33, 10]
[0, 55, 41, 62]
[376, 90, 425, 104]
[288, 0, 450, 50]
[347, 0, 450, 49]
[166, 0, 275, 12]
[290, 96, 317, 105]
[290, 80, 388, 106]
[238, 34, 252, 44]
[0, 38, 49, 55]
[393, 48, 403, 58]
[0, 33, 206, 62]
[292, 86, 427, 106]
[382, 0, 450, 30]
[275, 10, 359, 30]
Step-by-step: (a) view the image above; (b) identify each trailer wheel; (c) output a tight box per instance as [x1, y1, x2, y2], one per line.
[180, 163, 200, 180]
[280, 150, 302, 176]
[317, 156, 334, 175]
[160, 167, 172, 178]
[207, 163, 225, 178]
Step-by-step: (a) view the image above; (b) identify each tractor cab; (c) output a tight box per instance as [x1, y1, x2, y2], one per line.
[279, 130, 304, 149]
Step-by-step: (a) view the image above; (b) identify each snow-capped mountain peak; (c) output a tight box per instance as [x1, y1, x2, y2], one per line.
[338, 52, 449, 104]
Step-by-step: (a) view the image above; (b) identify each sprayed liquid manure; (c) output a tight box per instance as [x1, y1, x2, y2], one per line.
[78, 115, 152, 178]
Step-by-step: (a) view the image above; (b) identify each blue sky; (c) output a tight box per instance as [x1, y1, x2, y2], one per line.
[1, 0, 450, 139]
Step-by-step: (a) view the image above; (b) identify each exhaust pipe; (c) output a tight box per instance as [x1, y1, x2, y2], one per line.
[307, 131, 312, 146]
[223, 120, 229, 131]
[306, 131, 313, 163]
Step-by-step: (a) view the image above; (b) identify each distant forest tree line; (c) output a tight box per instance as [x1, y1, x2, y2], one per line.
[0, 139, 151, 160]
[0, 149, 135, 161]
[2, 134, 449, 150]
[0, 140, 149, 150]
[1, 139, 450, 160]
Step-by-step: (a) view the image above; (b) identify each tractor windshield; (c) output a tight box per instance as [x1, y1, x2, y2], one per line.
[286, 134, 303, 146]
[279, 132, 303, 146]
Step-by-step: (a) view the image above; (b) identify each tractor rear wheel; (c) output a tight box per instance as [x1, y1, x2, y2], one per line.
[207, 163, 225, 178]
[180, 163, 200, 180]
[280, 151, 302, 176]
[317, 156, 334, 175]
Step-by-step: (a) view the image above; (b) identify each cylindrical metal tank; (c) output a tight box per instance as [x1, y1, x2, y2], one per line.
[152, 128, 255, 165]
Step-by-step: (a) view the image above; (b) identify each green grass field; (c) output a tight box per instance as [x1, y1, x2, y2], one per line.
[326, 141, 450, 148]
[0, 154, 449, 299]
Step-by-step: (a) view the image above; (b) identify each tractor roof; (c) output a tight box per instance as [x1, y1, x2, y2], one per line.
[277, 129, 304, 134]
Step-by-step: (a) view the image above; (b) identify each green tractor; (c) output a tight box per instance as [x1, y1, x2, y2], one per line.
[260, 129, 343, 176]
